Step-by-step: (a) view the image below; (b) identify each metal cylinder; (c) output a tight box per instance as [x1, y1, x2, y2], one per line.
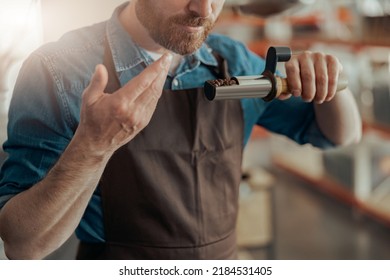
[204, 76, 273, 100]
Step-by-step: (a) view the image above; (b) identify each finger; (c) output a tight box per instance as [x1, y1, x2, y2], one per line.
[83, 64, 108, 104]
[134, 53, 174, 103]
[325, 55, 341, 101]
[119, 53, 172, 101]
[299, 52, 316, 102]
[285, 58, 302, 97]
[134, 61, 168, 108]
[278, 93, 292, 100]
[313, 53, 328, 104]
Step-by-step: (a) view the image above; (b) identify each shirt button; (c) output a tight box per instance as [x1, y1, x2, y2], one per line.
[173, 79, 179, 87]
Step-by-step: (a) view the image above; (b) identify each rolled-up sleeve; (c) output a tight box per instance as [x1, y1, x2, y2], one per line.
[256, 97, 335, 149]
[0, 53, 73, 209]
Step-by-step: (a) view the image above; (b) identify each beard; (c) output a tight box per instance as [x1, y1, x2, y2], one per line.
[135, 1, 216, 55]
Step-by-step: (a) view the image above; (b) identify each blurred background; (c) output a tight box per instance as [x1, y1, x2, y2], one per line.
[0, 0, 389, 260]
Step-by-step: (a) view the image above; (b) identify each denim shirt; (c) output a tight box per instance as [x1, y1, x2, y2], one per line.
[0, 4, 333, 243]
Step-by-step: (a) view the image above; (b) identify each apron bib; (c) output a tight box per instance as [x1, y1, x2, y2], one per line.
[77, 39, 244, 259]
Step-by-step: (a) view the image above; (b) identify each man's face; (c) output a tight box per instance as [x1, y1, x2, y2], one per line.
[135, 0, 225, 55]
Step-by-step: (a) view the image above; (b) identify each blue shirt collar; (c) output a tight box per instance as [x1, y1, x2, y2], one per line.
[194, 43, 219, 68]
[105, 3, 145, 72]
[105, 3, 218, 73]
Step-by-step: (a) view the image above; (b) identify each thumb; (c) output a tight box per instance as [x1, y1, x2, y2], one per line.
[86, 64, 108, 96]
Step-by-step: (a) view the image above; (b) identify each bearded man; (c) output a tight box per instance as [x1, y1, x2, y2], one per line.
[0, 0, 361, 259]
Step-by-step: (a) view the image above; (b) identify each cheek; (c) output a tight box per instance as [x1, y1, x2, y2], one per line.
[212, 1, 225, 18]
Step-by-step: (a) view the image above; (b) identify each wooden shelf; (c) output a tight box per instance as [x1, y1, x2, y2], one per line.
[217, 10, 390, 56]
[363, 121, 390, 140]
[272, 154, 390, 228]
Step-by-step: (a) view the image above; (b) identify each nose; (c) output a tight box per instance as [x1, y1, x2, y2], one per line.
[188, 0, 213, 18]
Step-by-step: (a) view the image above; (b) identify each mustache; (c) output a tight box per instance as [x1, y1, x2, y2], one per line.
[171, 13, 214, 28]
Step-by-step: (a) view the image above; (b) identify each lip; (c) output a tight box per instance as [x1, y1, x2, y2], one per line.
[179, 24, 203, 33]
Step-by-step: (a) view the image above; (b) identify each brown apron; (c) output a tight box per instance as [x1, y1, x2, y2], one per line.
[76, 40, 244, 259]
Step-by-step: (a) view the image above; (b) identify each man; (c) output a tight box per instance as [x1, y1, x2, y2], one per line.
[0, 0, 361, 259]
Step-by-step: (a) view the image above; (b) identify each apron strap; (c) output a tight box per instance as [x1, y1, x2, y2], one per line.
[210, 51, 231, 80]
